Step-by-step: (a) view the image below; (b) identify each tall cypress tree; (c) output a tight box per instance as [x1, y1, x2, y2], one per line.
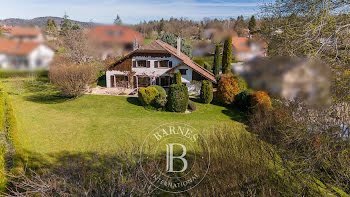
[248, 15, 257, 32]
[222, 36, 232, 74]
[213, 44, 220, 76]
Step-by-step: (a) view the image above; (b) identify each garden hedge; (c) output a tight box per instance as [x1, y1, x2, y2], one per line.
[0, 82, 24, 192]
[200, 80, 213, 104]
[234, 89, 253, 111]
[216, 75, 240, 105]
[151, 85, 167, 109]
[233, 75, 248, 92]
[251, 91, 272, 111]
[138, 87, 159, 106]
[167, 84, 189, 113]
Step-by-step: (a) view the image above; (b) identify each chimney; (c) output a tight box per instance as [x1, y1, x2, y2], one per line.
[177, 37, 181, 56]
[133, 37, 139, 51]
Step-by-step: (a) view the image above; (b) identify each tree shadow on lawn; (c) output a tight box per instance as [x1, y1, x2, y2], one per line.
[22, 81, 72, 104]
[126, 97, 142, 106]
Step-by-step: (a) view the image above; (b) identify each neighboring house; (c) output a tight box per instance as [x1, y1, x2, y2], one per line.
[0, 38, 54, 70]
[5, 26, 44, 42]
[88, 25, 144, 60]
[241, 57, 331, 106]
[232, 37, 267, 61]
[106, 39, 216, 93]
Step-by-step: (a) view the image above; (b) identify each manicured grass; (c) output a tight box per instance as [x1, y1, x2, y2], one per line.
[2, 79, 245, 155]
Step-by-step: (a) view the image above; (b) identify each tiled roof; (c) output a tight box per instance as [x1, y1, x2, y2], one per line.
[154, 40, 216, 83]
[10, 27, 42, 37]
[89, 25, 144, 45]
[0, 38, 41, 55]
[232, 37, 251, 52]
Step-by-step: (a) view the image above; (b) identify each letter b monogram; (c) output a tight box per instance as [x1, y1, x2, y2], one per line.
[166, 143, 188, 172]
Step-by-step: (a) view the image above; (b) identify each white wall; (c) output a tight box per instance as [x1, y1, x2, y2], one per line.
[106, 54, 197, 88]
[173, 65, 193, 84]
[28, 45, 54, 69]
[0, 54, 9, 69]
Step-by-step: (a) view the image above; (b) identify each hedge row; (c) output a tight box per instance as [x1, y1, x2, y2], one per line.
[0, 69, 48, 79]
[0, 82, 24, 191]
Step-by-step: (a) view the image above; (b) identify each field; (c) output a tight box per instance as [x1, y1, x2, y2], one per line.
[2, 78, 245, 157]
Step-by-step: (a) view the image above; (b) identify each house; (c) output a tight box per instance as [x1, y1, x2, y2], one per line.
[88, 25, 144, 60]
[106, 39, 216, 93]
[5, 26, 44, 42]
[0, 38, 54, 70]
[240, 57, 331, 106]
[231, 37, 267, 61]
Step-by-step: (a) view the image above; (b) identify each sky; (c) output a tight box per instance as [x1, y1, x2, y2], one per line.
[0, 0, 271, 24]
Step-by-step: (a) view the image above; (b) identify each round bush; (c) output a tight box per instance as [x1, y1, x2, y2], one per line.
[151, 85, 167, 109]
[233, 75, 248, 92]
[200, 80, 213, 104]
[138, 87, 159, 106]
[188, 100, 197, 111]
[167, 84, 189, 113]
[251, 91, 272, 110]
[234, 89, 253, 111]
[216, 75, 240, 105]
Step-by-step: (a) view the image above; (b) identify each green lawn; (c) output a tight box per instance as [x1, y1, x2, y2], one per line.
[2, 78, 245, 156]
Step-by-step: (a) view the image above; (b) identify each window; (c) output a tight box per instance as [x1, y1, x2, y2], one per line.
[179, 69, 187, 75]
[137, 60, 147, 67]
[157, 76, 170, 86]
[159, 60, 169, 68]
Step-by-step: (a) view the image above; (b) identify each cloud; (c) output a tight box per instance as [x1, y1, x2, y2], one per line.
[0, 0, 262, 24]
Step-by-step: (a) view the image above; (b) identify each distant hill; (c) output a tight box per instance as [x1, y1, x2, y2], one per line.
[0, 17, 98, 28]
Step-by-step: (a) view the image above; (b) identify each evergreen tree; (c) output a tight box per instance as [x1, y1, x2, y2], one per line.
[114, 15, 122, 25]
[222, 36, 232, 74]
[157, 32, 193, 58]
[173, 72, 182, 85]
[248, 15, 257, 32]
[158, 18, 165, 33]
[60, 12, 72, 35]
[72, 23, 81, 30]
[213, 44, 220, 76]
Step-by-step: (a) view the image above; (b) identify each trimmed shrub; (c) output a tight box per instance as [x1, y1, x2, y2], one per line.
[173, 72, 182, 85]
[138, 87, 159, 106]
[167, 84, 189, 113]
[251, 91, 272, 110]
[216, 75, 240, 105]
[234, 89, 253, 111]
[200, 80, 213, 104]
[49, 64, 96, 97]
[188, 100, 197, 111]
[151, 85, 167, 109]
[233, 75, 248, 92]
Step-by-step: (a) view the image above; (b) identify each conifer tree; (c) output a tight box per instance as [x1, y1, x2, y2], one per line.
[213, 44, 220, 76]
[222, 36, 232, 74]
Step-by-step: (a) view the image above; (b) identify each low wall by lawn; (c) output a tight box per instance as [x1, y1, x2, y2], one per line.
[0, 82, 24, 191]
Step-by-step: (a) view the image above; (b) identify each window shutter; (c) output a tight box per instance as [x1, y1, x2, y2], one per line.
[169, 61, 173, 68]
[147, 61, 150, 68]
[132, 60, 136, 68]
[156, 77, 160, 85]
[154, 61, 158, 68]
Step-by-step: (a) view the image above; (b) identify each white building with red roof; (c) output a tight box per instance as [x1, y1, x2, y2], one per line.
[88, 25, 144, 59]
[106, 39, 216, 93]
[0, 38, 54, 70]
[232, 37, 268, 61]
[4, 26, 44, 42]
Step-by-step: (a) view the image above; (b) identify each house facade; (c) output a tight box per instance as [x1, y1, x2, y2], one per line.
[106, 40, 216, 92]
[232, 37, 267, 61]
[4, 26, 44, 42]
[88, 25, 144, 60]
[0, 38, 54, 70]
